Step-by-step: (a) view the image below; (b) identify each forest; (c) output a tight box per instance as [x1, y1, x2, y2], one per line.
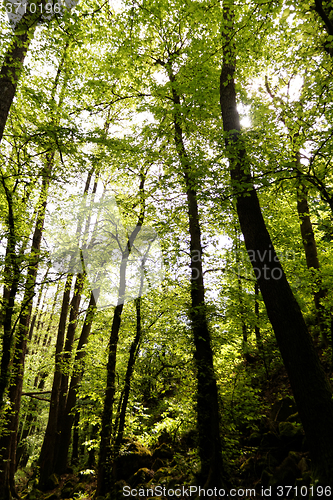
[1, 0, 333, 499]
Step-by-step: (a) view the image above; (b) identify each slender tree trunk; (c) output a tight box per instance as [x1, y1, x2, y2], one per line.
[38, 273, 74, 489]
[297, 180, 329, 345]
[55, 172, 100, 455]
[254, 283, 262, 350]
[0, 273, 19, 410]
[0, 156, 52, 500]
[71, 411, 80, 464]
[96, 186, 145, 497]
[96, 303, 124, 496]
[87, 424, 98, 468]
[0, 187, 21, 408]
[29, 266, 49, 345]
[39, 170, 94, 489]
[166, 63, 226, 490]
[56, 273, 85, 434]
[114, 296, 142, 452]
[113, 251, 158, 475]
[220, 4, 333, 484]
[254, 283, 269, 377]
[53, 172, 102, 474]
[44, 279, 62, 336]
[235, 235, 252, 361]
[54, 289, 99, 474]
[265, 79, 330, 346]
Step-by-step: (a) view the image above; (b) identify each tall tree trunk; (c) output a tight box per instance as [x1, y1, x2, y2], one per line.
[53, 172, 102, 474]
[0, 3, 44, 143]
[254, 283, 262, 351]
[0, 239, 20, 409]
[87, 424, 98, 468]
[297, 180, 329, 345]
[38, 272, 74, 489]
[96, 182, 145, 497]
[96, 304, 123, 496]
[220, 3, 333, 484]
[114, 296, 142, 453]
[56, 273, 85, 437]
[39, 169, 94, 489]
[54, 289, 99, 474]
[55, 171, 100, 453]
[254, 282, 268, 376]
[43, 279, 62, 337]
[29, 266, 49, 345]
[235, 234, 252, 362]
[166, 63, 226, 490]
[0, 156, 52, 500]
[71, 411, 80, 464]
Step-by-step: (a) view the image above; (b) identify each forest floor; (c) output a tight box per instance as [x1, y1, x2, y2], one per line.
[17, 357, 329, 500]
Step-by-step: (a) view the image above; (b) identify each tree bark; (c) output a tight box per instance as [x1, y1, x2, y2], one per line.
[114, 296, 142, 453]
[54, 289, 99, 474]
[0, 233, 20, 409]
[39, 170, 94, 489]
[56, 273, 85, 437]
[0, 3, 44, 143]
[313, 0, 333, 55]
[71, 411, 80, 464]
[220, 4, 333, 483]
[297, 180, 329, 345]
[38, 272, 74, 489]
[165, 62, 227, 490]
[96, 183, 145, 497]
[0, 155, 52, 500]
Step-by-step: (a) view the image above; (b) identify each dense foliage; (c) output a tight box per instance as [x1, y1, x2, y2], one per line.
[1, 0, 333, 498]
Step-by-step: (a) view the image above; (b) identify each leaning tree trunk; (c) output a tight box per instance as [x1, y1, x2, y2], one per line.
[166, 63, 227, 490]
[0, 2, 45, 143]
[220, 3, 333, 484]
